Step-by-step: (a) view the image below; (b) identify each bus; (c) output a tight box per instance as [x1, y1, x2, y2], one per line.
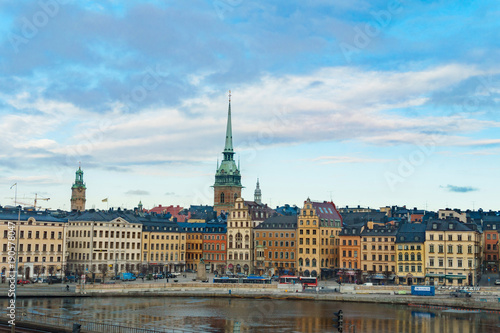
[242, 275, 272, 284]
[213, 277, 239, 284]
[279, 276, 300, 284]
[299, 276, 318, 287]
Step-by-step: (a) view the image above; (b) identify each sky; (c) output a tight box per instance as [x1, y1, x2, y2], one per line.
[0, 0, 499, 212]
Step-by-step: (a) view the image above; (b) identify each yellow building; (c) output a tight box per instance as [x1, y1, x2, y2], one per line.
[0, 208, 67, 280]
[395, 223, 426, 285]
[297, 198, 343, 278]
[180, 223, 204, 271]
[425, 219, 481, 286]
[141, 221, 186, 274]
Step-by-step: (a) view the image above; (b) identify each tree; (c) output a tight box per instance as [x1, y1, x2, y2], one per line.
[34, 265, 41, 279]
[383, 270, 393, 285]
[99, 264, 108, 283]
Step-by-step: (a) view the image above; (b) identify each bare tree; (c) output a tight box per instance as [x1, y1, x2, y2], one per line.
[99, 264, 108, 283]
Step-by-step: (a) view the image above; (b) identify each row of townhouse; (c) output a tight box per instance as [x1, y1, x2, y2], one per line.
[0, 207, 226, 280]
[337, 219, 483, 286]
[0, 202, 494, 285]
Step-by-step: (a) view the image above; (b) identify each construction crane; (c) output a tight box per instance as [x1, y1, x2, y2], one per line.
[4, 193, 50, 210]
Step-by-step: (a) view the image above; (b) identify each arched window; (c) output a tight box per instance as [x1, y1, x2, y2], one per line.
[410, 253, 415, 261]
[305, 258, 310, 267]
[417, 253, 422, 261]
[235, 233, 243, 248]
[325, 259, 328, 267]
[321, 259, 325, 267]
[299, 258, 303, 266]
[398, 253, 403, 261]
[312, 259, 317, 267]
[220, 192, 225, 203]
[404, 253, 409, 261]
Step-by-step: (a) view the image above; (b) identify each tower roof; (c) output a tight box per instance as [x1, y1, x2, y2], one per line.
[224, 90, 233, 153]
[214, 90, 242, 188]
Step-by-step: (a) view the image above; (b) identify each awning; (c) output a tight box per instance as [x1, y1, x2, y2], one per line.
[425, 274, 445, 278]
[445, 274, 467, 279]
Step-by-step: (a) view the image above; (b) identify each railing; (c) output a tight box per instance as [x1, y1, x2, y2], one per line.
[19, 312, 195, 333]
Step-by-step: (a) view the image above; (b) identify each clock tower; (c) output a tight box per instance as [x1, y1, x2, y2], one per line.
[70, 165, 86, 211]
[213, 91, 243, 215]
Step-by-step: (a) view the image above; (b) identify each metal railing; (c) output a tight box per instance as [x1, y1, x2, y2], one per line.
[19, 312, 195, 333]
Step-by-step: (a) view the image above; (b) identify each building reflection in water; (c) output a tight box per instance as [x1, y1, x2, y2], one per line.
[2, 298, 499, 332]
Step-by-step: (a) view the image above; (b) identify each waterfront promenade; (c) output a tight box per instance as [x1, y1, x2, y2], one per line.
[2, 272, 500, 312]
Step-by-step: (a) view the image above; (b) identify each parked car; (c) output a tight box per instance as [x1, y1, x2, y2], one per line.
[495, 279, 500, 285]
[450, 290, 472, 298]
[17, 279, 31, 285]
[47, 276, 63, 284]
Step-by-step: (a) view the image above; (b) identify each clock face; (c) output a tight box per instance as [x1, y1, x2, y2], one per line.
[78, 187, 83, 192]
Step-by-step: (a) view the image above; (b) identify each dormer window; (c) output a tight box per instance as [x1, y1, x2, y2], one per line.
[432, 223, 437, 230]
[448, 223, 454, 230]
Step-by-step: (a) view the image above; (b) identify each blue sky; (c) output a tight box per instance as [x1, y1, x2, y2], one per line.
[0, 0, 499, 212]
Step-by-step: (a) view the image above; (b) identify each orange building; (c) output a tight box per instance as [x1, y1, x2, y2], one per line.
[254, 215, 297, 276]
[179, 223, 204, 271]
[338, 225, 363, 283]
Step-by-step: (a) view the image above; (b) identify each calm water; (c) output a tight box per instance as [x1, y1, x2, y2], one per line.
[5, 297, 500, 332]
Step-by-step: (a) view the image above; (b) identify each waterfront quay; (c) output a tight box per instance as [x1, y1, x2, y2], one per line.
[3, 275, 500, 312]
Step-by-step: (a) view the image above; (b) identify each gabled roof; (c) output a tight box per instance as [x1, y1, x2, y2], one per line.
[310, 201, 343, 222]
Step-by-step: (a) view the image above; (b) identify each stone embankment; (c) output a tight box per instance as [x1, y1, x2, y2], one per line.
[4, 282, 500, 312]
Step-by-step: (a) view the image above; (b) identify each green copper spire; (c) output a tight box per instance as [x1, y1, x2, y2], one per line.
[214, 90, 242, 188]
[72, 164, 86, 189]
[223, 90, 234, 157]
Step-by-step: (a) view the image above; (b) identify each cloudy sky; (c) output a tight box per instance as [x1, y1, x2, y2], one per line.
[1, 0, 499, 212]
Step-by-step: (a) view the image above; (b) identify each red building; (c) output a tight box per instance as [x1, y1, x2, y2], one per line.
[483, 223, 499, 273]
[203, 223, 227, 274]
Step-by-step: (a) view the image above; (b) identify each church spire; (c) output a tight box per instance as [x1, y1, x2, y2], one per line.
[254, 178, 262, 204]
[223, 90, 234, 158]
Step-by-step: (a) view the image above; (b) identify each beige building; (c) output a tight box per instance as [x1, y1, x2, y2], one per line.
[66, 211, 142, 279]
[226, 198, 254, 274]
[438, 209, 467, 223]
[297, 199, 343, 278]
[0, 208, 67, 280]
[141, 221, 186, 274]
[360, 222, 397, 283]
[425, 219, 481, 286]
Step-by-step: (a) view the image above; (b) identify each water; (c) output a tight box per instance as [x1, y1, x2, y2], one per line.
[5, 297, 500, 332]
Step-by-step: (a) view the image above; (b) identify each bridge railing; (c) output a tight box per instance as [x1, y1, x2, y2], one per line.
[19, 312, 194, 333]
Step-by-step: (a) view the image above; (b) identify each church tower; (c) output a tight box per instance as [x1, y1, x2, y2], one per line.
[70, 165, 86, 211]
[254, 178, 262, 204]
[213, 91, 243, 215]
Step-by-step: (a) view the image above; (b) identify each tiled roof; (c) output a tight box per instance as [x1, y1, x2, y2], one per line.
[255, 215, 297, 229]
[0, 208, 68, 222]
[426, 219, 476, 232]
[395, 223, 426, 243]
[310, 201, 343, 221]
